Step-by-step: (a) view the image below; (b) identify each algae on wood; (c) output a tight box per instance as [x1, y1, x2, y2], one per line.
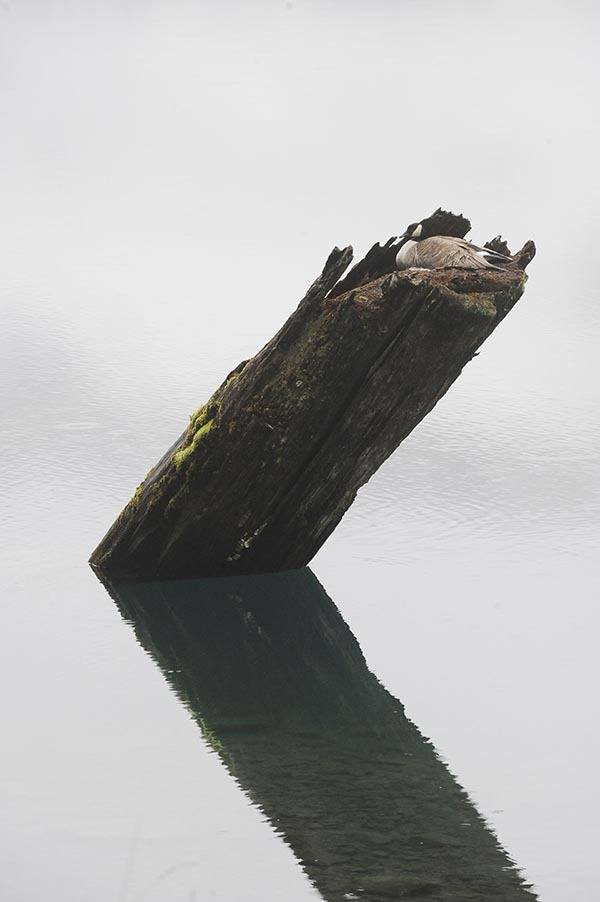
[90, 209, 535, 579]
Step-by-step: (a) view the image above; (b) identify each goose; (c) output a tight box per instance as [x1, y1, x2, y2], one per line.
[396, 222, 512, 271]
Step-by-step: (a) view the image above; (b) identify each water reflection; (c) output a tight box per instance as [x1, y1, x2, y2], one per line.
[101, 569, 536, 901]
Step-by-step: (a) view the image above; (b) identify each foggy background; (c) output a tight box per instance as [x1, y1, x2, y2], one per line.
[1, 2, 599, 900]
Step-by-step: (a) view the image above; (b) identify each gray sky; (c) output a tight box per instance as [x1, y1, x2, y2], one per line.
[1, 3, 599, 901]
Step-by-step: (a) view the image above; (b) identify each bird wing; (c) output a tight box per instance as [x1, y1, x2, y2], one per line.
[454, 237, 512, 266]
[444, 238, 492, 269]
[417, 237, 508, 270]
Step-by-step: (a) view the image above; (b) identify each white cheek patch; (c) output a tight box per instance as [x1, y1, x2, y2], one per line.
[412, 224, 423, 237]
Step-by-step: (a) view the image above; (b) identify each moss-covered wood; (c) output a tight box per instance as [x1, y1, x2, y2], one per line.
[90, 209, 535, 579]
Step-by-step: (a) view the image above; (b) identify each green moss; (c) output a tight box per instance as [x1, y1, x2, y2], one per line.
[171, 400, 220, 470]
[131, 483, 144, 506]
[172, 418, 215, 468]
[189, 404, 208, 430]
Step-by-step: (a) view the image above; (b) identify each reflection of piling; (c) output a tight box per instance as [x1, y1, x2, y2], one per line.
[103, 568, 537, 901]
[90, 208, 534, 579]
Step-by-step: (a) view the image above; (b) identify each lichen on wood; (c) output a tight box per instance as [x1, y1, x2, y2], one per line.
[90, 209, 535, 579]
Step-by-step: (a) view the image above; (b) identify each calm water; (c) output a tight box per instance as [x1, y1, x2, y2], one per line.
[2, 2, 600, 900]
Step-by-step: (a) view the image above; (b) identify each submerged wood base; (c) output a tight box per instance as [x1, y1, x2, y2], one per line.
[90, 211, 535, 579]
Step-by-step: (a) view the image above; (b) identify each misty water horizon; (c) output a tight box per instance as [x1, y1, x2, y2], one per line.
[1, 2, 599, 900]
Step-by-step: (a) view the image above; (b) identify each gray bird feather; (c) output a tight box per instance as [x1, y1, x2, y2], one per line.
[396, 236, 511, 271]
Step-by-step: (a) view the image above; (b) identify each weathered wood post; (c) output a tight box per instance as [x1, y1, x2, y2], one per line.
[90, 209, 535, 579]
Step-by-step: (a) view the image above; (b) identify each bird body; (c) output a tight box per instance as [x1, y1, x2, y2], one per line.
[396, 229, 511, 271]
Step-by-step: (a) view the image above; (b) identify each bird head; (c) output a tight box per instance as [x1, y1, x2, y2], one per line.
[400, 222, 423, 241]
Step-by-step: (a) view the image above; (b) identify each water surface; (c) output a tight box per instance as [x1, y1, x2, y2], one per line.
[1, 2, 599, 900]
